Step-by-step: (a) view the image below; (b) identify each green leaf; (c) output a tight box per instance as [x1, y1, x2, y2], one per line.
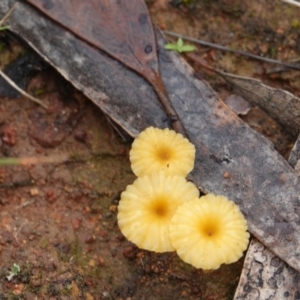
[181, 45, 196, 52]
[11, 263, 20, 275]
[0, 25, 10, 31]
[177, 38, 184, 49]
[6, 263, 20, 281]
[0, 157, 19, 165]
[164, 43, 179, 50]
[164, 38, 196, 54]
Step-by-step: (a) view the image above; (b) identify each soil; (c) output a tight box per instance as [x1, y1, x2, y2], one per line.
[0, 0, 299, 299]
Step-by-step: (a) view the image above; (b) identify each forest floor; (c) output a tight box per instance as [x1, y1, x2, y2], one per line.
[0, 0, 299, 299]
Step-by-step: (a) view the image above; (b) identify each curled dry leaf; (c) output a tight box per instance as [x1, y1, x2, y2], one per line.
[234, 135, 300, 299]
[234, 238, 300, 299]
[218, 70, 300, 137]
[224, 94, 252, 116]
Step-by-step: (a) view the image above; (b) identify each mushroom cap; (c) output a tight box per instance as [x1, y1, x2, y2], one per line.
[117, 172, 199, 253]
[130, 127, 195, 177]
[169, 194, 250, 270]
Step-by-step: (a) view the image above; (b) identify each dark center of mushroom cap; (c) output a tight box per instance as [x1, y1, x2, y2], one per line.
[200, 220, 221, 238]
[156, 145, 173, 162]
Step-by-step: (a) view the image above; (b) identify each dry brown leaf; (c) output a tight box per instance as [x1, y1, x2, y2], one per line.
[218, 70, 300, 136]
[234, 137, 300, 299]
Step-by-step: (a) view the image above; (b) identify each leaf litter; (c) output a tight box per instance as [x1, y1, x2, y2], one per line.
[0, 0, 300, 299]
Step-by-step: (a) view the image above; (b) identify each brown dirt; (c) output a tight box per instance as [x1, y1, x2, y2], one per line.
[0, 0, 298, 299]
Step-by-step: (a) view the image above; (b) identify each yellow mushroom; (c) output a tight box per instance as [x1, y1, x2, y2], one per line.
[130, 127, 195, 177]
[117, 172, 199, 253]
[169, 194, 250, 270]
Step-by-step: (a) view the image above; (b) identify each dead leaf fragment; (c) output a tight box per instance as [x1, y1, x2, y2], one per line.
[224, 94, 252, 116]
[219, 71, 300, 136]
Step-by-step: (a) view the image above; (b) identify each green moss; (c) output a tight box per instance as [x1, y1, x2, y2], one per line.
[39, 238, 49, 249]
[33, 88, 46, 96]
[60, 284, 72, 296]
[0, 42, 6, 52]
[291, 19, 299, 29]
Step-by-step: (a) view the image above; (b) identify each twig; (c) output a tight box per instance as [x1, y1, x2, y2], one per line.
[150, 73, 187, 136]
[185, 53, 217, 73]
[0, 153, 70, 166]
[0, 25, 10, 31]
[105, 115, 130, 142]
[0, 3, 48, 109]
[0, 70, 48, 108]
[13, 220, 28, 244]
[163, 31, 300, 72]
[18, 200, 35, 208]
[281, 0, 300, 8]
[0, 2, 18, 26]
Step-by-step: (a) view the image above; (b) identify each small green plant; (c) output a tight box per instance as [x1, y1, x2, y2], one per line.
[34, 87, 46, 96]
[291, 19, 299, 29]
[0, 42, 5, 52]
[164, 38, 196, 53]
[0, 25, 10, 31]
[6, 263, 21, 281]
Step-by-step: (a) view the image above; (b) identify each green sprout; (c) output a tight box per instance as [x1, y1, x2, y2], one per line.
[6, 263, 21, 281]
[34, 87, 46, 96]
[164, 37, 196, 53]
[0, 25, 10, 31]
[291, 19, 299, 29]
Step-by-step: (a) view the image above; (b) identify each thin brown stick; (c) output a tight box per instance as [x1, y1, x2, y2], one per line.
[0, 3, 48, 109]
[0, 70, 47, 108]
[164, 31, 300, 72]
[281, 0, 300, 8]
[0, 2, 18, 26]
[0, 153, 70, 166]
[185, 53, 218, 73]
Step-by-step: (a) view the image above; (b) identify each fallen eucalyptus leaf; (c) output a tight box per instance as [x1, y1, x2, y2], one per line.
[25, 0, 186, 134]
[289, 134, 300, 172]
[234, 140, 300, 299]
[218, 70, 300, 136]
[234, 238, 300, 300]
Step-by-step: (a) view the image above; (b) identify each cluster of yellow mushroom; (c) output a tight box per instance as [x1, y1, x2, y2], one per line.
[117, 127, 249, 270]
